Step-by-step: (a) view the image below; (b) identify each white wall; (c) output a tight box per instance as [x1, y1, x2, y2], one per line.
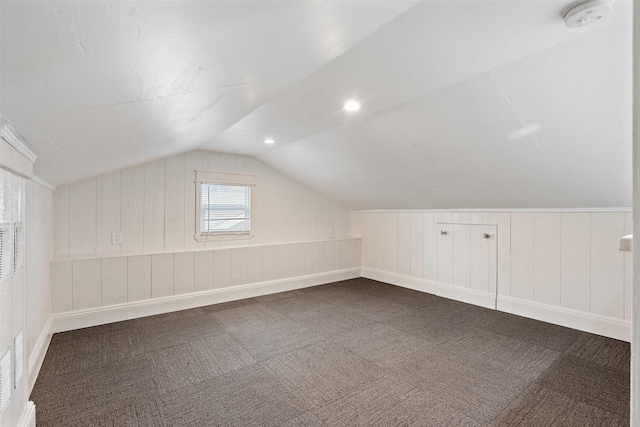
[350, 210, 632, 340]
[0, 169, 28, 427]
[631, 0, 639, 421]
[54, 149, 349, 257]
[50, 238, 361, 332]
[24, 180, 54, 390]
[50, 149, 357, 332]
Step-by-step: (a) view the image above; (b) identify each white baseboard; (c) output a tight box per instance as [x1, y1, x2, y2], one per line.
[28, 317, 52, 393]
[435, 281, 497, 309]
[361, 267, 495, 309]
[361, 267, 630, 342]
[52, 268, 360, 333]
[17, 401, 36, 427]
[361, 267, 436, 294]
[498, 295, 631, 342]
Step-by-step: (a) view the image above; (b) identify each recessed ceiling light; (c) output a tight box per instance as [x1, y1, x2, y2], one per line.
[344, 100, 361, 112]
[264, 138, 275, 144]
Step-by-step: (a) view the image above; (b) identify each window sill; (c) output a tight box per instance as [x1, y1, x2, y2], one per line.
[194, 233, 254, 243]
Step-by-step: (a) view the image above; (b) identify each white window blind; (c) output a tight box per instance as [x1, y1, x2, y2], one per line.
[0, 224, 11, 282]
[200, 183, 251, 234]
[14, 223, 24, 272]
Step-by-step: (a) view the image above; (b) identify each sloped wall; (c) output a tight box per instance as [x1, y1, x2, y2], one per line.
[350, 210, 632, 341]
[53, 149, 349, 257]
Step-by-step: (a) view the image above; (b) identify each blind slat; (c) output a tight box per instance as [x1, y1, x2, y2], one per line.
[200, 183, 251, 233]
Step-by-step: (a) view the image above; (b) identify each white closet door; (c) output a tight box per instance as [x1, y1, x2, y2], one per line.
[469, 224, 496, 294]
[438, 222, 497, 308]
[437, 223, 453, 284]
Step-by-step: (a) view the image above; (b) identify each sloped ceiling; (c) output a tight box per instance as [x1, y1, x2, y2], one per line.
[0, 0, 632, 209]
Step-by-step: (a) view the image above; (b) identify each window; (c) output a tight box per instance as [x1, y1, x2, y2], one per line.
[195, 171, 255, 241]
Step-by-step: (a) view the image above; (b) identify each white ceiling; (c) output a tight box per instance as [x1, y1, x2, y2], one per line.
[1, 0, 632, 209]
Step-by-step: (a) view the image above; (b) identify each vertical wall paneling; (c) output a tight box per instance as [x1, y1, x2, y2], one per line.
[560, 213, 591, 312]
[363, 213, 376, 268]
[247, 246, 263, 283]
[624, 212, 633, 320]
[336, 240, 347, 270]
[231, 247, 249, 286]
[488, 224, 498, 295]
[220, 153, 236, 172]
[101, 257, 127, 306]
[53, 185, 70, 256]
[72, 259, 101, 310]
[69, 179, 97, 255]
[164, 154, 186, 249]
[236, 155, 252, 174]
[25, 181, 54, 366]
[437, 222, 453, 284]
[327, 240, 337, 272]
[397, 213, 411, 276]
[127, 255, 151, 301]
[437, 212, 453, 223]
[194, 250, 214, 292]
[490, 212, 511, 296]
[409, 213, 424, 278]
[303, 242, 316, 275]
[351, 209, 628, 339]
[184, 151, 205, 249]
[452, 224, 471, 288]
[423, 213, 437, 281]
[376, 213, 387, 271]
[453, 212, 471, 225]
[386, 212, 398, 273]
[533, 213, 561, 305]
[469, 225, 492, 293]
[350, 239, 361, 268]
[202, 151, 222, 172]
[96, 171, 122, 254]
[510, 213, 535, 300]
[121, 165, 145, 253]
[348, 212, 362, 238]
[151, 253, 173, 298]
[50, 261, 72, 313]
[316, 241, 328, 273]
[277, 244, 292, 279]
[55, 149, 350, 257]
[143, 159, 165, 251]
[173, 252, 195, 295]
[213, 249, 231, 288]
[470, 212, 490, 225]
[290, 243, 305, 277]
[590, 213, 625, 318]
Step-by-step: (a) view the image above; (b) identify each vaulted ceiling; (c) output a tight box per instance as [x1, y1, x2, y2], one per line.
[1, 1, 632, 209]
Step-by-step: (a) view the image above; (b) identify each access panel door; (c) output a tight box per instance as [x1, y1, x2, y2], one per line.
[437, 223, 497, 308]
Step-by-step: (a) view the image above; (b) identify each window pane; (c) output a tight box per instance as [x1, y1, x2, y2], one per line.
[200, 183, 251, 234]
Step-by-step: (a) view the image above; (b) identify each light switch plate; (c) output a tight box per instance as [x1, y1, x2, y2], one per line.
[111, 232, 122, 245]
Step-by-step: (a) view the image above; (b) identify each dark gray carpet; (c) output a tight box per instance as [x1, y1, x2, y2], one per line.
[31, 278, 630, 426]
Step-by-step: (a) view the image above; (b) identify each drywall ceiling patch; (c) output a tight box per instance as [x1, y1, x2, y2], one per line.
[563, 0, 612, 28]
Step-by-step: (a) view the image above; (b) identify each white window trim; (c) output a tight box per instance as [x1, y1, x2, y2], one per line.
[194, 170, 256, 243]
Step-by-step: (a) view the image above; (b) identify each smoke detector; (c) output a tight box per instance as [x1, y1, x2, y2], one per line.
[563, 0, 612, 28]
